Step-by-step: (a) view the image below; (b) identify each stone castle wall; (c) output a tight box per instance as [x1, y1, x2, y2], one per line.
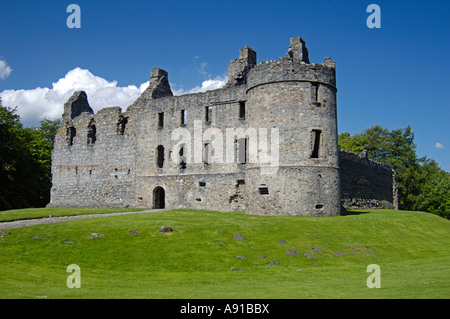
[50, 103, 137, 208]
[339, 150, 398, 210]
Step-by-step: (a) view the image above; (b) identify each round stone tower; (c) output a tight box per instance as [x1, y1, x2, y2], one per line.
[244, 37, 340, 216]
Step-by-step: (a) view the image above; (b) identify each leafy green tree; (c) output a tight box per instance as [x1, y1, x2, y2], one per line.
[416, 171, 450, 219]
[0, 106, 38, 209]
[0, 105, 60, 210]
[38, 118, 61, 146]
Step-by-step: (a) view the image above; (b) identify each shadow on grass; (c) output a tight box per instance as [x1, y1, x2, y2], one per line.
[340, 209, 370, 216]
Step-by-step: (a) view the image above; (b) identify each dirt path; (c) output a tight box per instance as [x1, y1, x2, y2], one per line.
[0, 209, 165, 230]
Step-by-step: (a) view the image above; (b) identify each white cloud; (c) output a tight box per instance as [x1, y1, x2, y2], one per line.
[0, 59, 12, 80]
[139, 81, 150, 93]
[0, 67, 143, 126]
[0, 67, 227, 127]
[172, 75, 228, 95]
[435, 142, 445, 149]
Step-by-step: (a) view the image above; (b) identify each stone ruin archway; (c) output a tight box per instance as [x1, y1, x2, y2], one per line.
[153, 186, 165, 209]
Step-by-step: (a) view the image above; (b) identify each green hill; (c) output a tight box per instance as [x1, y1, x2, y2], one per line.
[0, 208, 449, 299]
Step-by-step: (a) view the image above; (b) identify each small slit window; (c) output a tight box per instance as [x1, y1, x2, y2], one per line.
[258, 187, 269, 195]
[311, 83, 319, 101]
[199, 181, 206, 187]
[239, 101, 246, 119]
[87, 120, 96, 145]
[180, 109, 187, 126]
[156, 145, 165, 168]
[158, 112, 164, 128]
[118, 116, 128, 135]
[179, 146, 186, 170]
[237, 138, 247, 164]
[311, 129, 322, 159]
[205, 106, 212, 123]
[203, 143, 210, 165]
[67, 126, 76, 146]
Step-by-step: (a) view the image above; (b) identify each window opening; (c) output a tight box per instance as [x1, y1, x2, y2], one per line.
[179, 146, 186, 170]
[205, 106, 212, 123]
[180, 109, 187, 125]
[118, 116, 128, 135]
[158, 112, 164, 128]
[239, 101, 246, 119]
[87, 120, 96, 145]
[203, 143, 210, 165]
[156, 145, 165, 168]
[311, 129, 322, 158]
[68, 126, 76, 146]
[237, 138, 247, 164]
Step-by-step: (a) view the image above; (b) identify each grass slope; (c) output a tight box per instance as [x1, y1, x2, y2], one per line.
[0, 208, 449, 299]
[0, 207, 146, 222]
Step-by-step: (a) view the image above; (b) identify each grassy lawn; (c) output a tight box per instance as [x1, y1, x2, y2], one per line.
[0, 208, 449, 299]
[0, 207, 148, 222]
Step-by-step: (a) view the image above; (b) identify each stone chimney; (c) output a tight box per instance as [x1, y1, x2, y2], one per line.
[226, 45, 257, 87]
[142, 68, 173, 99]
[284, 37, 310, 64]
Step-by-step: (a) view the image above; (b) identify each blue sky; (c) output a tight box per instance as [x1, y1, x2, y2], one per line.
[0, 0, 449, 171]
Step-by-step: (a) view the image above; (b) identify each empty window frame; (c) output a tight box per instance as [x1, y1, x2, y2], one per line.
[156, 145, 165, 168]
[203, 143, 210, 165]
[117, 116, 128, 135]
[205, 106, 212, 123]
[311, 83, 319, 102]
[258, 187, 269, 195]
[67, 126, 76, 146]
[87, 120, 96, 145]
[180, 109, 187, 126]
[237, 138, 247, 164]
[158, 112, 164, 128]
[311, 129, 322, 158]
[239, 101, 246, 119]
[179, 146, 186, 170]
[199, 181, 206, 187]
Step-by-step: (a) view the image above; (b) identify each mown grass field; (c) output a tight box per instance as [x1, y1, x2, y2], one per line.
[0, 207, 147, 222]
[0, 208, 449, 299]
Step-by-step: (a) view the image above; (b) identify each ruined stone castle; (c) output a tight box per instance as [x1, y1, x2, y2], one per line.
[49, 37, 398, 216]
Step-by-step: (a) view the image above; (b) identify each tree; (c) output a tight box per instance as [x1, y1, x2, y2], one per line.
[0, 106, 38, 209]
[416, 171, 450, 219]
[38, 118, 61, 146]
[0, 105, 60, 210]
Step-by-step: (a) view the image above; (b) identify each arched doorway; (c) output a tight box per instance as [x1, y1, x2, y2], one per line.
[153, 186, 165, 209]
